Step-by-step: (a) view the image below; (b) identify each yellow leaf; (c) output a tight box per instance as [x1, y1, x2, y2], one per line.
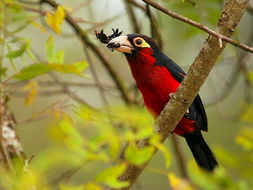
[45, 6, 65, 34]
[48, 60, 88, 75]
[168, 173, 194, 190]
[241, 104, 253, 123]
[235, 128, 253, 150]
[108, 136, 121, 158]
[168, 173, 181, 188]
[24, 81, 38, 106]
[60, 184, 84, 190]
[48, 108, 73, 122]
[84, 183, 102, 190]
[150, 134, 171, 168]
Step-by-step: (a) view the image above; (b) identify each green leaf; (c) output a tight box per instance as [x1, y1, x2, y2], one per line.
[45, 36, 55, 62]
[13, 61, 87, 81]
[150, 134, 171, 168]
[26, 49, 36, 61]
[45, 36, 66, 64]
[108, 136, 121, 158]
[48, 61, 88, 75]
[84, 183, 102, 190]
[236, 128, 253, 151]
[125, 143, 154, 165]
[14, 63, 50, 80]
[11, 20, 31, 34]
[0, 67, 7, 76]
[96, 164, 129, 189]
[60, 184, 84, 190]
[55, 49, 64, 64]
[59, 120, 84, 152]
[241, 104, 253, 123]
[6, 41, 29, 59]
[189, 162, 220, 190]
[215, 147, 239, 168]
[168, 172, 194, 190]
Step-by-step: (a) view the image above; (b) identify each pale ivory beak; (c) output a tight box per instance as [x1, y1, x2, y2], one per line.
[107, 35, 133, 54]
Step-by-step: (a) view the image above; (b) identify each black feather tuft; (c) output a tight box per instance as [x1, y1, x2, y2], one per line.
[185, 131, 218, 171]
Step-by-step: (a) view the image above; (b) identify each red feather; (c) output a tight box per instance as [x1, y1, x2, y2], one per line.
[126, 48, 195, 135]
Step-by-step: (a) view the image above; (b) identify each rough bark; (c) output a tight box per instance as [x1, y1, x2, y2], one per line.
[0, 93, 25, 170]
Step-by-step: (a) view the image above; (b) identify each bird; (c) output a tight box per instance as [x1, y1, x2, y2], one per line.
[106, 33, 218, 171]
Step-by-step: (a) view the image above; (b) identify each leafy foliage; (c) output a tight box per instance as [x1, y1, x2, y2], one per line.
[14, 63, 51, 80]
[13, 36, 88, 80]
[96, 164, 129, 188]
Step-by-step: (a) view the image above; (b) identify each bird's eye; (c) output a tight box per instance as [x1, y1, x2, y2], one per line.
[134, 38, 143, 46]
[132, 37, 150, 48]
[136, 39, 142, 45]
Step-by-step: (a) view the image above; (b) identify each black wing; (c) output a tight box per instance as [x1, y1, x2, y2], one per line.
[154, 52, 208, 131]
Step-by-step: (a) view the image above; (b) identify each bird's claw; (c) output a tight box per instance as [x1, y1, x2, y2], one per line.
[169, 93, 174, 99]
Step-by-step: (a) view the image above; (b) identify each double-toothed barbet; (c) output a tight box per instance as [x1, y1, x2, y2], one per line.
[107, 33, 218, 171]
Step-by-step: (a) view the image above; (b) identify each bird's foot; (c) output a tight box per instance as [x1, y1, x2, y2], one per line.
[169, 92, 174, 99]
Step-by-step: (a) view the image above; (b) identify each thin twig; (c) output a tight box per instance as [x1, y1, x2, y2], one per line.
[124, 0, 140, 33]
[247, 5, 253, 15]
[17, 0, 40, 5]
[23, 46, 96, 109]
[206, 30, 253, 106]
[141, 0, 253, 53]
[49, 166, 82, 185]
[171, 136, 189, 179]
[206, 52, 252, 106]
[49, 72, 96, 110]
[184, 0, 196, 6]
[9, 81, 114, 89]
[13, 3, 46, 15]
[83, 45, 109, 106]
[18, 96, 73, 125]
[13, 89, 62, 96]
[145, 4, 163, 50]
[72, 0, 92, 13]
[128, 0, 146, 11]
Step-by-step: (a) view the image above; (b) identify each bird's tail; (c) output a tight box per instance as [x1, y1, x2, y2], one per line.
[185, 131, 218, 171]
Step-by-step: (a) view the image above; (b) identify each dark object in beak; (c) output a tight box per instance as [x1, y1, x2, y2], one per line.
[95, 28, 123, 44]
[107, 42, 121, 51]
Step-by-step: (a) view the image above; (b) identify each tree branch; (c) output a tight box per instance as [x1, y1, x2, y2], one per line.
[171, 136, 189, 179]
[0, 93, 25, 169]
[110, 0, 249, 189]
[124, 0, 140, 33]
[141, 0, 253, 53]
[247, 5, 253, 15]
[9, 81, 114, 89]
[128, 0, 146, 11]
[49, 72, 96, 110]
[145, 4, 163, 49]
